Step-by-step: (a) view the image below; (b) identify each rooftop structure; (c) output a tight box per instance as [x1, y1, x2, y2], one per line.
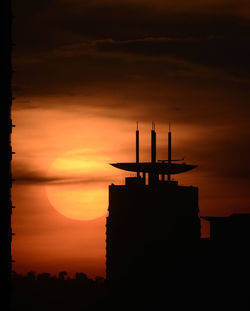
[110, 122, 197, 184]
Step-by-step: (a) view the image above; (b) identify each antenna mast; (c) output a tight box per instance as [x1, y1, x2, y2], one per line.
[168, 122, 172, 181]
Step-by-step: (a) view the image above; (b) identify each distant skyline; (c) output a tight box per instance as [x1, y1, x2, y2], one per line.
[12, 0, 250, 277]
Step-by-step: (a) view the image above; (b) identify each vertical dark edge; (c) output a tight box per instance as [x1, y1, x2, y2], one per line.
[1, 0, 13, 309]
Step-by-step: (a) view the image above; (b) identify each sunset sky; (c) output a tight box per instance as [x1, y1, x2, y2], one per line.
[12, 0, 250, 278]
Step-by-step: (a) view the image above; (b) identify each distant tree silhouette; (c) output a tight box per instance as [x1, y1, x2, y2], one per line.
[37, 273, 51, 281]
[11, 271, 107, 311]
[75, 272, 88, 281]
[26, 271, 36, 281]
[58, 271, 67, 281]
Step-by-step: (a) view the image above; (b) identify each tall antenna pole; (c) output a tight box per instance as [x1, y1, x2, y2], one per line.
[136, 121, 139, 178]
[151, 122, 156, 163]
[168, 122, 172, 181]
[150, 122, 158, 184]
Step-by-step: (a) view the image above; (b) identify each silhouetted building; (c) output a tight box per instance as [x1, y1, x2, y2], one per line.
[106, 124, 200, 294]
[198, 214, 250, 310]
[202, 214, 250, 243]
[201, 213, 250, 271]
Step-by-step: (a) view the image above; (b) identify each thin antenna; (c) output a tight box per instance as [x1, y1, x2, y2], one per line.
[136, 122, 139, 163]
[151, 123, 156, 163]
[136, 122, 140, 178]
[136, 120, 139, 131]
[168, 122, 172, 181]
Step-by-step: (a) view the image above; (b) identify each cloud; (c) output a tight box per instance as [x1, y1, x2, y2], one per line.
[13, 0, 250, 115]
[13, 163, 111, 186]
[14, 0, 250, 67]
[92, 36, 250, 75]
[12, 0, 250, 170]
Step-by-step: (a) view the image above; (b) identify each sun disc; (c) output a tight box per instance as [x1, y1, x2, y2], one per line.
[46, 149, 111, 220]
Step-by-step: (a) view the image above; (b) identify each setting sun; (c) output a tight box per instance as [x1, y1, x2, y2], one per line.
[45, 149, 113, 220]
[46, 185, 108, 220]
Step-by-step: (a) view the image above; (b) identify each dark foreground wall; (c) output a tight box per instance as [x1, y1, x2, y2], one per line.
[1, 0, 13, 310]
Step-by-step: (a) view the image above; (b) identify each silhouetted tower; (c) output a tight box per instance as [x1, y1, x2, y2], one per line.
[1, 0, 15, 309]
[106, 123, 200, 290]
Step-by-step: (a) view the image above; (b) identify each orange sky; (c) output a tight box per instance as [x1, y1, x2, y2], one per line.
[12, 0, 250, 278]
